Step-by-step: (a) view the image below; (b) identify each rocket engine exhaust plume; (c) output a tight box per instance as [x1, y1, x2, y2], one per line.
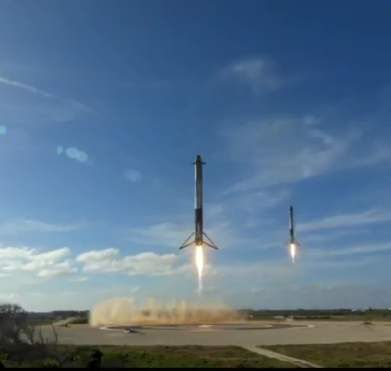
[195, 245, 204, 294]
[290, 243, 296, 264]
[89, 297, 245, 327]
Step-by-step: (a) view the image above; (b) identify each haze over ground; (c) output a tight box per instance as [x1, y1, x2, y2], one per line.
[89, 297, 243, 326]
[1, 0, 391, 311]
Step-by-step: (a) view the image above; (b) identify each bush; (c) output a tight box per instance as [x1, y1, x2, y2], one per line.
[28, 360, 62, 368]
[0, 303, 72, 367]
[68, 317, 88, 325]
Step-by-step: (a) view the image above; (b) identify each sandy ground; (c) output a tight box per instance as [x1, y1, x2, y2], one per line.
[40, 321, 391, 347]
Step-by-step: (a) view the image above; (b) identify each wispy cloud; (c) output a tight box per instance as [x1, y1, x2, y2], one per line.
[230, 188, 291, 214]
[221, 116, 362, 194]
[0, 76, 56, 98]
[300, 228, 369, 245]
[297, 209, 391, 233]
[124, 168, 142, 183]
[308, 242, 391, 259]
[221, 103, 391, 196]
[221, 58, 298, 94]
[350, 144, 391, 168]
[0, 75, 91, 123]
[125, 218, 251, 251]
[126, 222, 191, 248]
[0, 219, 86, 235]
[0, 76, 90, 112]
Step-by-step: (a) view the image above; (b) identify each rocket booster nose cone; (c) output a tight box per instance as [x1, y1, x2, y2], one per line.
[196, 155, 202, 162]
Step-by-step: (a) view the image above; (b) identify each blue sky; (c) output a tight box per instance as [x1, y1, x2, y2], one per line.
[1, 0, 391, 311]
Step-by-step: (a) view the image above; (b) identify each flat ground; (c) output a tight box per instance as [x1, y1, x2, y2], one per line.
[263, 341, 391, 368]
[41, 321, 391, 347]
[0, 345, 296, 368]
[83, 345, 297, 368]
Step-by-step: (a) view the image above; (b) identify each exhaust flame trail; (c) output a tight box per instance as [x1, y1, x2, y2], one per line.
[195, 245, 204, 294]
[290, 243, 296, 264]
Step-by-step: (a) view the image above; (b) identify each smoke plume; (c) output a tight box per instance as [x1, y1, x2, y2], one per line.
[89, 297, 244, 327]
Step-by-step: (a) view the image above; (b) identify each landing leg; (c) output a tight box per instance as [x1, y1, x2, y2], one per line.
[179, 232, 195, 249]
[203, 232, 218, 250]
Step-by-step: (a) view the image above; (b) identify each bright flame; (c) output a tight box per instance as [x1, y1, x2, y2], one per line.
[290, 243, 296, 264]
[195, 245, 204, 294]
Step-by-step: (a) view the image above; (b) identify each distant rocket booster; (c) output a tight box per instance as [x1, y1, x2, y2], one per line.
[179, 155, 218, 250]
[289, 205, 300, 246]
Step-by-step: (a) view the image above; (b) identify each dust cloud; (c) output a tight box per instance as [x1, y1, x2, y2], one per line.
[89, 297, 245, 327]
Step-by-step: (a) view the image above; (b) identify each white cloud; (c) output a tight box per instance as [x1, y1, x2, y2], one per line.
[0, 247, 388, 311]
[69, 277, 89, 283]
[32, 247, 71, 261]
[76, 249, 180, 276]
[125, 252, 179, 276]
[76, 248, 119, 263]
[0, 219, 86, 235]
[0, 246, 76, 278]
[0, 246, 35, 259]
[297, 209, 391, 233]
[124, 169, 142, 183]
[221, 58, 296, 93]
[35, 260, 76, 278]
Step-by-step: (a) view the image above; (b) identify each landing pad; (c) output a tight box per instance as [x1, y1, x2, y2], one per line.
[39, 321, 391, 346]
[104, 323, 307, 331]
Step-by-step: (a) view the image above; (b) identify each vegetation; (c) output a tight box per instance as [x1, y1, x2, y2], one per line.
[242, 308, 391, 321]
[0, 343, 297, 368]
[67, 317, 88, 325]
[65, 345, 298, 368]
[0, 303, 72, 368]
[262, 342, 391, 368]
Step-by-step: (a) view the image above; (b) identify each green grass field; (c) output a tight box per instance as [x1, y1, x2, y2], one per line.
[28, 318, 54, 326]
[1, 346, 298, 368]
[79, 346, 298, 368]
[262, 341, 391, 368]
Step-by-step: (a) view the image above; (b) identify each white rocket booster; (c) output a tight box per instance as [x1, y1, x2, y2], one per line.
[179, 155, 218, 250]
